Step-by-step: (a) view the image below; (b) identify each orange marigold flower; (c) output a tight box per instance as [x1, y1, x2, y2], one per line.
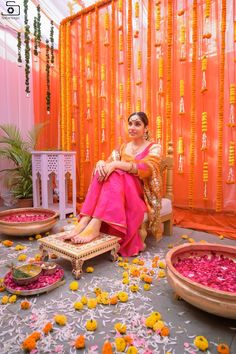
[102, 340, 113, 354]
[109, 295, 118, 305]
[43, 322, 53, 335]
[124, 335, 133, 345]
[2, 240, 13, 247]
[160, 326, 170, 337]
[21, 300, 31, 310]
[143, 275, 153, 284]
[217, 343, 230, 354]
[29, 332, 41, 341]
[0, 285, 6, 292]
[22, 337, 36, 351]
[75, 335, 85, 349]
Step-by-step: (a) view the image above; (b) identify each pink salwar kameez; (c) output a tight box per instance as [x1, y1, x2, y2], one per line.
[80, 143, 160, 256]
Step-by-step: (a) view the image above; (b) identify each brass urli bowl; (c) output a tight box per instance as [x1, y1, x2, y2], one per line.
[0, 208, 59, 236]
[165, 243, 236, 319]
[12, 264, 42, 285]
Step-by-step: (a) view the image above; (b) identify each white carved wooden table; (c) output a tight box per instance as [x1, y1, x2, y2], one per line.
[38, 233, 121, 279]
[32, 151, 76, 219]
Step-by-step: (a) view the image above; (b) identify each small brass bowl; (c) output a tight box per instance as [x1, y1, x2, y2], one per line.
[12, 264, 42, 285]
[40, 262, 57, 275]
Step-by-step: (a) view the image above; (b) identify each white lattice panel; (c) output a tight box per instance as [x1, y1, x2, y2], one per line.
[64, 155, 73, 173]
[47, 155, 59, 174]
[34, 156, 42, 174]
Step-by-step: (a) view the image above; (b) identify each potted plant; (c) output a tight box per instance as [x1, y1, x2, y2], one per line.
[0, 123, 46, 207]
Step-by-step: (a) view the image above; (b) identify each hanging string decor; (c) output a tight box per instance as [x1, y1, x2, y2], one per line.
[203, 0, 212, 40]
[134, 1, 140, 38]
[136, 98, 141, 112]
[201, 55, 207, 93]
[17, 32, 22, 66]
[119, 83, 123, 120]
[179, 79, 185, 114]
[36, 5, 41, 53]
[156, 115, 162, 143]
[118, 32, 124, 65]
[118, 0, 123, 30]
[24, 0, 30, 96]
[203, 161, 209, 199]
[226, 141, 235, 184]
[104, 12, 109, 46]
[72, 75, 77, 144]
[201, 112, 208, 150]
[86, 13, 92, 44]
[155, 1, 161, 48]
[33, 17, 38, 59]
[228, 84, 236, 127]
[177, 136, 184, 174]
[100, 64, 106, 98]
[136, 50, 142, 85]
[158, 56, 164, 94]
[86, 52, 92, 80]
[101, 110, 106, 143]
[50, 21, 55, 67]
[85, 133, 90, 161]
[45, 39, 51, 114]
[86, 89, 91, 120]
[180, 25, 186, 62]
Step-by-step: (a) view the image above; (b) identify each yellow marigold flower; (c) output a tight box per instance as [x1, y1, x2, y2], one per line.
[1, 295, 9, 304]
[143, 283, 151, 291]
[28, 237, 34, 241]
[85, 319, 97, 331]
[34, 254, 41, 261]
[145, 315, 157, 328]
[118, 291, 128, 302]
[74, 301, 84, 310]
[86, 266, 94, 273]
[54, 314, 67, 326]
[87, 298, 97, 309]
[118, 262, 124, 267]
[158, 270, 166, 278]
[94, 287, 102, 295]
[122, 278, 130, 285]
[9, 295, 17, 303]
[130, 284, 139, 292]
[115, 337, 126, 352]
[81, 295, 88, 305]
[15, 244, 26, 251]
[2, 240, 13, 247]
[114, 322, 126, 334]
[69, 281, 79, 291]
[188, 238, 195, 243]
[132, 258, 140, 264]
[123, 263, 129, 270]
[99, 292, 109, 305]
[150, 311, 162, 320]
[21, 300, 31, 310]
[181, 234, 188, 239]
[35, 234, 42, 240]
[117, 256, 123, 262]
[153, 320, 165, 331]
[17, 254, 27, 261]
[126, 345, 138, 354]
[158, 261, 166, 269]
[122, 271, 129, 278]
[194, 336, 209, 351]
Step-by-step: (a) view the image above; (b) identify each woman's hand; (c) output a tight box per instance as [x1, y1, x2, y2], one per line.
[104, 161, 117, 180]
[94, 160, 107, 181]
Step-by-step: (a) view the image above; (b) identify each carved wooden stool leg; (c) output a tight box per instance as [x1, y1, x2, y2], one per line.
[71, 259, 84, 279]
[110, 243, 120, 262]
[39, 244, 49, 261]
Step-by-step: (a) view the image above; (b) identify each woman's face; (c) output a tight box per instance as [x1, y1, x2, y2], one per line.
[128, 115, 146, 139]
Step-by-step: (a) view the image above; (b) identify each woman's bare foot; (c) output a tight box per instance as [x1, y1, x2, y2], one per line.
[71, 218, 102, 244]
[61, 216, 91, 240]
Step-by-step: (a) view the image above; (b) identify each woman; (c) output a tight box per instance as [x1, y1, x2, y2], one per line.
[63, 112, 162, 257]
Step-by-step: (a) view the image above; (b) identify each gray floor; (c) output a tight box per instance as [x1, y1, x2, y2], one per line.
[0, 221, 235, 354]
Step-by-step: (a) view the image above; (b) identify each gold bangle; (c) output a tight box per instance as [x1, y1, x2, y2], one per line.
[128, 162, 134, 173]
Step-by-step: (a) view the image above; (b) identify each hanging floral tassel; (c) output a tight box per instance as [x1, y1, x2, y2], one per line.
[104, 12, 109, 46]
[17, 32, 22, 66]
[85, 134, 90, 161]
[226, 141, 235, 184]
[136, 50, 142, 85]
[72, 76, 77, 105]
[228, 84, 236, 127]
[177, 136, 184, 174]
[155, 2, 161, 47]
[203, 0, 211, 39]
[101, 110, 106, 142]
[134, 1, 140, 38]
[179, 79, 185, 114]
[86, 13, 92, 44]
[100, 64, 106, 98]
[71, 118, 76, 144]
[201, 112, 208, 150]
[118, 0, 123, 30]
[180, 25, 186, 61]
[203, 161, 208, 199]
[86, 53, 92, 81]
[86, 89, 91, 120]
[136, 98, 141, 112]
[201, 56, 207, 93]
[158, 56, 163, 94]
[118, 32, 124, 64]
[119, 83, 123, 120]
[156, 115, 162, 143]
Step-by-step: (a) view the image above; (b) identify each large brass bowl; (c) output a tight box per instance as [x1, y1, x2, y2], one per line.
[165, 243, 236, 319]
[0, 208, 59, 236]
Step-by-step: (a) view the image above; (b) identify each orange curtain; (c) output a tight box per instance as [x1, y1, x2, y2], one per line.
[59, 0, 236, 237]
[32, 44, 59, 150]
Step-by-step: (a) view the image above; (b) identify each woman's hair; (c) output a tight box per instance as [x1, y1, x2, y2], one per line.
[128, 112, 149, 127]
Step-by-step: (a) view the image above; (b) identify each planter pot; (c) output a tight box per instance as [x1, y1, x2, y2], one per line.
[15, 198, 33, 208]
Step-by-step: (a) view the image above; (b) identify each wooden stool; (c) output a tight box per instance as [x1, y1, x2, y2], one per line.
[38, 233, 121, 279]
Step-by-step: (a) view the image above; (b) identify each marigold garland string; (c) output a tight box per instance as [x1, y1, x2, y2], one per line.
[79, 16, 85, 199]
[146, 0, 152, 128]
[50, 21, 55, 66]
[110, 1, 115, 149]
[45, 39, 51, 113]
[17, 32, 22, 66]
[24, 0, 30, 95]
[59, 24, 66, 150]
[127, 0, 132, 116]
[66, 22, 72, 151]
[216, 0, 226, 211]
[94, 6, 99, 163]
